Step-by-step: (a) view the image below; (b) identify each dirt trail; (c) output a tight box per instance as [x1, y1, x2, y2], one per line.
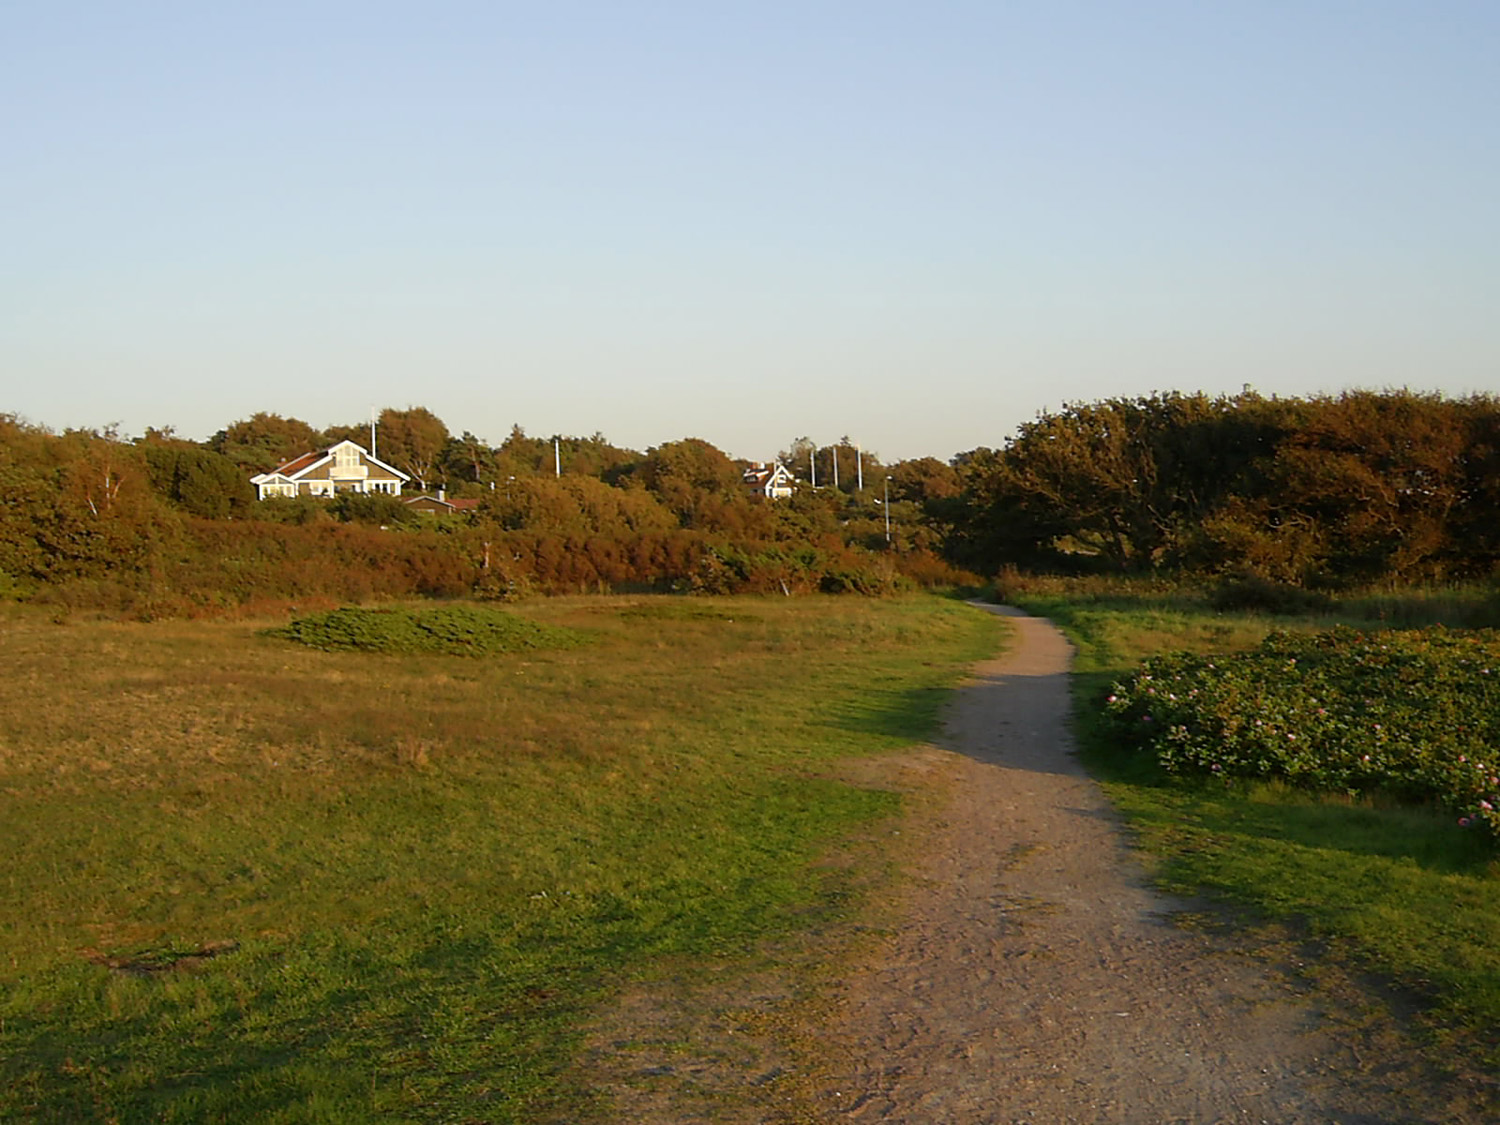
[817, 605, 1482, 1124]
[572, 605, 1490, 1124]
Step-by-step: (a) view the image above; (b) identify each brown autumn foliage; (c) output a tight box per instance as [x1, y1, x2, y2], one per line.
[25, 387, 1499, 614]
[1, 413, 960, 615]
[945, 389, 1500, 586]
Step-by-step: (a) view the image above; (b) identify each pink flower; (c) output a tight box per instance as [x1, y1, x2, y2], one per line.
[1459, 817, 1472, 827]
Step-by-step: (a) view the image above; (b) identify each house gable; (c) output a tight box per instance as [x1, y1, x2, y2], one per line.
[251, 440, 411, 500]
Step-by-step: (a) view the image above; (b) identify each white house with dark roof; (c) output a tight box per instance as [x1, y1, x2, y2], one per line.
[250, 440, 410, 500]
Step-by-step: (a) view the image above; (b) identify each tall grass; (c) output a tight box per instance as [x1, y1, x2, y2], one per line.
[0, 595, 998, 1122]
[1012, 582, 1500, 1065]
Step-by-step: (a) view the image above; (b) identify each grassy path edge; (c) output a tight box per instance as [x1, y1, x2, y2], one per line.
[1017, 593, 1500, 1092]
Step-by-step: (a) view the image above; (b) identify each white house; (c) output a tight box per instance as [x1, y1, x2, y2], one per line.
[742, 461, 796, 500]
[250, 440, 410, 500]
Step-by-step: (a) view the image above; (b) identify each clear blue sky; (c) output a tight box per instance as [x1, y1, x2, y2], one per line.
[5, 1, 1498, 461]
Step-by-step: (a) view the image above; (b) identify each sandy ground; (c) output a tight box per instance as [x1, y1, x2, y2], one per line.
[572, 605, 1494, 1124]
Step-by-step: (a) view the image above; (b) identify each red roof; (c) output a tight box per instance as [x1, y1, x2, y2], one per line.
[268, 450, 323, 476]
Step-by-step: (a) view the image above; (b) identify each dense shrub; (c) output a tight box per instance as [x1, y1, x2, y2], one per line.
[944, 389, 1500, 583]
[1207, 575, 1333, 615]
[1104, 626, 1500, 835]
[889, 548, 980, 589]
[264, 605, 586, 655]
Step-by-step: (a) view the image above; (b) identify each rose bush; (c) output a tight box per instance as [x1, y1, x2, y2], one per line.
[1104, 626, 1500, 836]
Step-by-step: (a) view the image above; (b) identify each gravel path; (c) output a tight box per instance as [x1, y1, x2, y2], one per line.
[817, 605, 1482, 1124]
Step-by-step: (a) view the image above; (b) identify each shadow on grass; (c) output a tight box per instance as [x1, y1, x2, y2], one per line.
[1141, 783, 1498, 877]
[815, 685, 953, 745]
[1078, 732, 1499, 882]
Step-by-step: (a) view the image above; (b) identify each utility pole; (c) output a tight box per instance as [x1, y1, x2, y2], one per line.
[554, 438, 561, 478]
[810, 444, 817, 488]
[369, 406, 377, 458]
[884, 476, 891, 543]
[857, 443, 863, 491]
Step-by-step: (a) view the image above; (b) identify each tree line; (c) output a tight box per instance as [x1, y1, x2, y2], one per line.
[0, 409, 967, 615]
[941, 388, 1500, 585]
[5, 389, 1497, 616]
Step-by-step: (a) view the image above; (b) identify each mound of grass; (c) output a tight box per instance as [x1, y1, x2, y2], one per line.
[264, 604, 586, 655]
[1104, 626, 1500, 835]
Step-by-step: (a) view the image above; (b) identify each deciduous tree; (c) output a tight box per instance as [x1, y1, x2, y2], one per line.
[210, 413, 321, 472]
[376, 407, 450, 490]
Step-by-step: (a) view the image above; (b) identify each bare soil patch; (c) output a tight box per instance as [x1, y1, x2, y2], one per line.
[571, 606, 1496, 1123]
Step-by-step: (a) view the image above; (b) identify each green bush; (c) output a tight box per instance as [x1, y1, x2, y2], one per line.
[1104, 625, 1500, 835]
[264, 605, 585, 655]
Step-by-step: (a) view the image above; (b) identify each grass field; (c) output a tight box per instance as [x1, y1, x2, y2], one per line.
[1013, 583, 1500, 1067]
[0, 594, 998, 1122]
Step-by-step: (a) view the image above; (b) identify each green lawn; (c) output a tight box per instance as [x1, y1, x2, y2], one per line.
[0, 594, 998, 1122]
